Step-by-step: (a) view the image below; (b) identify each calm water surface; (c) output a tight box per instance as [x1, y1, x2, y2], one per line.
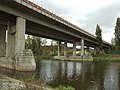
[0, 60, 120, 90]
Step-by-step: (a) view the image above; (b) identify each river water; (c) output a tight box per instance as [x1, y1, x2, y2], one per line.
[0, 60, 120, 90]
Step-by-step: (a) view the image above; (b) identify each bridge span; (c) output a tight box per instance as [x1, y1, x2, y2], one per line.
[0, 0, 111, 71]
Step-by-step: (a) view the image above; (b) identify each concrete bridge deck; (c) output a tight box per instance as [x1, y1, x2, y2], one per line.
[0, 0, 111, 48]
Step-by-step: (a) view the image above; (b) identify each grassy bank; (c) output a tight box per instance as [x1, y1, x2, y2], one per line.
[35, 55, 54, 61]
[93, 54, 120, 61]
[21, 77, 75, 90]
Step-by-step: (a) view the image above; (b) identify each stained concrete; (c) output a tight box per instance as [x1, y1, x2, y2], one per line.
[0, 49, 36, 71]
[0, 26, 6, 57]
[14, 49, 36, 71]
[54, 55, 93, 61]
[15, 17, 26, 54]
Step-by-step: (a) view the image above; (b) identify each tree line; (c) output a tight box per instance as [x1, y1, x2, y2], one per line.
[25, 35, 58, 56]
[95, 17, 120, 53]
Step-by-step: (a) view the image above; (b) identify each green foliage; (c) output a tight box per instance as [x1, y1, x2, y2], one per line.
[25, 35, 47, 56]
[114, 17, 120, 51]
[93, 54, 120, 61]
[35, 55, 54, 61]
[112, 45, 115, 51]
[25, 35, 58, 56]
[55, 85, 75, 90]
[96, 24, 102, 39]
[95, 24, 103, 52]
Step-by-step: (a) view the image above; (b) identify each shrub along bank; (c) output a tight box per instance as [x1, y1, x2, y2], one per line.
[93, 54, 120, 61]
[35, 54, 55, 61]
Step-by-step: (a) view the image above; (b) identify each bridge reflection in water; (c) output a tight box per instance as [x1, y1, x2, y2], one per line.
[0, 60, 120, 90]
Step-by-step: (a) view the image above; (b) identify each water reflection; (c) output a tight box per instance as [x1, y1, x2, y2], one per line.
[0, 60, 120, 90]
[37, 61, 120, 90]
[39, 60, 59, 84]
[104, 63, 119, 90]
[0, 67, 36, 80]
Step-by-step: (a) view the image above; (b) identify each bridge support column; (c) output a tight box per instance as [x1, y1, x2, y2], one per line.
[0, 26, 6, 57]
[7, 17, 26, 56]
[73, 42, 76, 56]
[1, 17, 36, 71]
[64, 41, 67, 56]
[15, 17, 26, 54]
[6, 23, 16, 57]
[81, 39, 84, 56]
[58, 41, 61, 56]
[85, 46, 89, 55]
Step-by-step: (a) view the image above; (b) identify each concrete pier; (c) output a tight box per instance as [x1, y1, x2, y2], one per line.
[6, 17, 26, 57]
[15, 17, 26, 54]
[81, 39, 84, 56]
[0, 26, 6, 57]
[0, 17, 36, 71]
[64, 41, 67, 56]
[58, 41, 61, 56]
[54, 55, 93, 61]
[73, 42, 76, 56]
[54, 39, 93, 61]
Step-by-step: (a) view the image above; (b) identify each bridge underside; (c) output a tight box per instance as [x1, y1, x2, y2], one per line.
[0, 10, 110, 56]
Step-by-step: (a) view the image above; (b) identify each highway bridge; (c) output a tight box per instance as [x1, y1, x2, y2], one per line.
[0, 0, 111, 71]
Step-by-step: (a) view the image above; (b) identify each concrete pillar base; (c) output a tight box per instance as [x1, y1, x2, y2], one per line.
[0, 49, 36, 71]
[54, 55, 93, 61]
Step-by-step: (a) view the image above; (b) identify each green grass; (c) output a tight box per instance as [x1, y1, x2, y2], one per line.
[54, 85, 75, 90]
[93, 54, 120, 61]
[35, 55, 54, 61]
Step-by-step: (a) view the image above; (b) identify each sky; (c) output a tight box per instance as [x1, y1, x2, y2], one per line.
[30, 0, 120, 43]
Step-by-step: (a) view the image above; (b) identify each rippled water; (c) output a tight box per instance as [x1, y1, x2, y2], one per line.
[0, 60, 120, 90]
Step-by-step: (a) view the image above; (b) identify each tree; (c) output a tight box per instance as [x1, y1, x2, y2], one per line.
[95, 24, 103, 52]
[114, 17, 120, 51]
[25, 35, 31, 49]
[25, 35, 47, 55]
[35, 37, 47, 55]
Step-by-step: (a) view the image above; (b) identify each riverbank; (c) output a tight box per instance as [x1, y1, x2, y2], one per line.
[93, 54, 120, 61]
[0, 74, 75, 90]
[35, 55, 54, 61]
[35, 54, 120, 62]
[35, 54, 93, 61]
[0, 74, 52, 90]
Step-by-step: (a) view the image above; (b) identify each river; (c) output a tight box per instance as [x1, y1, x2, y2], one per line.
[0, 60, 120, 90]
